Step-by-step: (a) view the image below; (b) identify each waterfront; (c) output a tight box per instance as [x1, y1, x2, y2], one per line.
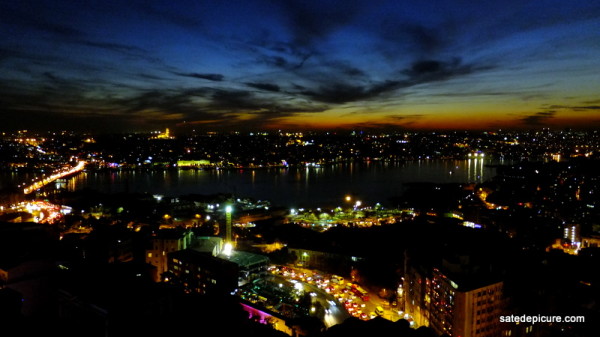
[2, 158, 504, 208]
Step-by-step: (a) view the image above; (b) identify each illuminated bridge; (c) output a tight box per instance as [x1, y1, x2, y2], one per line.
[23, 161, 86, 195]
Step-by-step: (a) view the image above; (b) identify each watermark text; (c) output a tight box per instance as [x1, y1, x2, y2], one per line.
[500, 315, 585, 324]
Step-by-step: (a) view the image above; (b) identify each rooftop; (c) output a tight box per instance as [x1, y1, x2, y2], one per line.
[218, 250, 269, 268]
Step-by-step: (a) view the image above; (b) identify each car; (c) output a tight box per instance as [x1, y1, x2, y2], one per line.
[331, 275, 344, 284]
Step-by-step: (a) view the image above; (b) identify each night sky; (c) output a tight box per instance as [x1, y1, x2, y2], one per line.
[1, 0, 599, 133]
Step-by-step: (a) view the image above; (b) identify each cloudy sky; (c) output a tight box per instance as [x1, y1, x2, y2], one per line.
[1, 0, 599, 133]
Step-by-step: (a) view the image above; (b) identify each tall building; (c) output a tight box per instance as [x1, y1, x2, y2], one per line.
[165, 236, 269, 294]
[563, 223, 581, 246]
[428, 267, 504, 337]
[145, 228, 194, 281]
[403, 261, 431, 327]
[404, 251, 507, 337]
[167, 248, 239, 295]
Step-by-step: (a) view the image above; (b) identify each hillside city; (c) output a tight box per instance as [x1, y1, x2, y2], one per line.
[1, 128, 599, 337]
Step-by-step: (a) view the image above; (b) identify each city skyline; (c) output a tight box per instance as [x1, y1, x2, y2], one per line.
[1, 1, 600, 133]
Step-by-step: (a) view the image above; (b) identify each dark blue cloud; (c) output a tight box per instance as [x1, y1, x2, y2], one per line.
[173, 72, 225, 81]
[245, 82, 281, 92]
[0, 0, 599, 131]
[521, 111, 556, 126]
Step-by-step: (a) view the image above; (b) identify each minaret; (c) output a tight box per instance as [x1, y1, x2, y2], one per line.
[223, 204, 233, 256]
[225, 205, 232, 244]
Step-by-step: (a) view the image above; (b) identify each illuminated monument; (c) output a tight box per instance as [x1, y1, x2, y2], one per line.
[151, 128, 174, 140]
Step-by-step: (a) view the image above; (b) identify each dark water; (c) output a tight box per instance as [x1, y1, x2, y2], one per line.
[2, 159, 504, 208]
[77, 159, 500, 208]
